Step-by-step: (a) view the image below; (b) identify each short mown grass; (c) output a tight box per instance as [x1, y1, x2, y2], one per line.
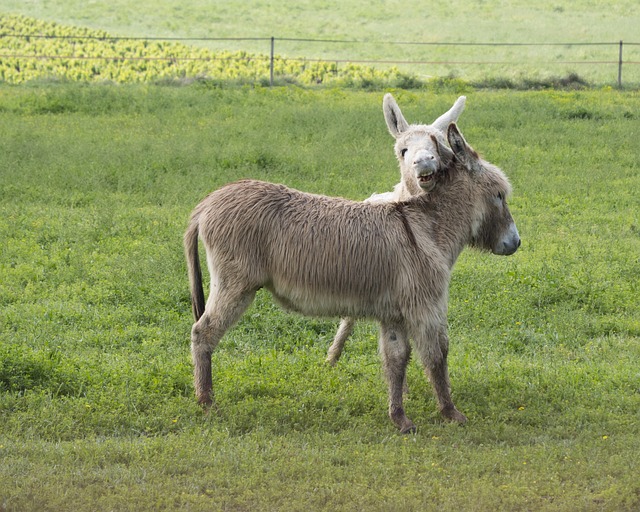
[0, 83, 639, 511]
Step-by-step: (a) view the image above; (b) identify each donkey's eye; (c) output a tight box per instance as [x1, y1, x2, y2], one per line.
[497, 192, 504, 201]
[401, 148, 408, 157]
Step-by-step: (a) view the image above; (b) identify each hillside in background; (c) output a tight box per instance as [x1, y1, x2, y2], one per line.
[1, 0, 638, 49]
[1, 0, 640, 85]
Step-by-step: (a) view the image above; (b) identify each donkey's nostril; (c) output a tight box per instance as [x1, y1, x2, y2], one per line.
[414, 153, 437, 166]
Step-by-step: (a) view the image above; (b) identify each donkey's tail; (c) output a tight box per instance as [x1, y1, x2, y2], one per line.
[184, 215, 206, 321]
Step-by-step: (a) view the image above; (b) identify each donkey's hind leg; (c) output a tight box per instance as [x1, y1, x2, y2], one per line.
[191, 287, 256, 407]
[326, 317, 355, 365]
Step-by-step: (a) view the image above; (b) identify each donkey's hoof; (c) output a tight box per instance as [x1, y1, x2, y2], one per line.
[400, 423, 417, 434]
[197, 393, 214, 409]
[441, 407, 467, 424]
[390, 406, 416, 433]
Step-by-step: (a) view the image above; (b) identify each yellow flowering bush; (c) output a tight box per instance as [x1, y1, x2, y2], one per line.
[0, 14, 418, 87]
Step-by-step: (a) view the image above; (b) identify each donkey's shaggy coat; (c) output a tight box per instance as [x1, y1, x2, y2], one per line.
[185, 124, 520, 433]
[327, 93, 466, 365]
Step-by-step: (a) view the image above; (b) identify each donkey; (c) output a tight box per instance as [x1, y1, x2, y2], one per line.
[184, 123, 520, 433]
[327, 93, 466, 366]
[366, 93, 466, 203]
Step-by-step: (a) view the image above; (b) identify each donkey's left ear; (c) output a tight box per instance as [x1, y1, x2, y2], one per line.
[447, 123, 483, 174]
[429, 134, 454, 169]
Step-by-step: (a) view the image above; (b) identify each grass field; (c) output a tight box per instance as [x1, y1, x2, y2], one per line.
[1, 1, 640, 85]
[0, 83, 638, 510]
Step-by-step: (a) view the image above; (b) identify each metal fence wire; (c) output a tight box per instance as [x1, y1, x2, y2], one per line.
[1, 33, 639, 86]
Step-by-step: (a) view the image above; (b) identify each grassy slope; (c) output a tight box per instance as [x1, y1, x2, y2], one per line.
[1, 0, 640, 83]
[1, 0, 638, 43]
[0, 84, 639, 511]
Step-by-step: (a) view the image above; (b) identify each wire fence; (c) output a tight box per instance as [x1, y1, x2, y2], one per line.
[2, 32, 639, 87]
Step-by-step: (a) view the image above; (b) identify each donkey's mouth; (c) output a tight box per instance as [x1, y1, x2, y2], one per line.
[418, 172, 435, 185]
[418, 172, 437, 191]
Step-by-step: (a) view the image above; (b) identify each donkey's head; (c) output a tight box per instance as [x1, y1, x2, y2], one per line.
[436, 123, 521, 256]
[383, 93, 466, 195]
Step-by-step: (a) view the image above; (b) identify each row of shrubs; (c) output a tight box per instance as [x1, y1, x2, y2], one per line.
[0, 14, 592, 90]
[0, 14, 426, 88]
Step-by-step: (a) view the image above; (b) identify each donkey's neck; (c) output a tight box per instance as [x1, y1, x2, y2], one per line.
[411, 177, 476, 268]
[399, 172, 424, 198]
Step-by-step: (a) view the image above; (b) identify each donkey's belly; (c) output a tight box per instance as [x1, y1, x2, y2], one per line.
[266, 282, 390, 320]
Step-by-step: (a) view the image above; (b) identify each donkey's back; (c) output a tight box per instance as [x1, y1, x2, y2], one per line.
[187, 179, 419, 319]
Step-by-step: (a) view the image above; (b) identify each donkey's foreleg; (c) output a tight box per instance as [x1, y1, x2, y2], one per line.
[326, 317, 355, 365]
[191, 288, 256, 407]
[379, 323, 415, 433]
[414, 324, 467, 423]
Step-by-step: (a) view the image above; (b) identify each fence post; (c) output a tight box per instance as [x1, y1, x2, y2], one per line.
[618, 40, 623, 88]
[270, 36, 275, 86]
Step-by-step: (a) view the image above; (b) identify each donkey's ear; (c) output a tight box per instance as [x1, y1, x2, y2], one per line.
[429, 134, 454, 169]
[431, 95, 466, 133]
[383, 93, 409, 138]
[447, 123, 483, 173]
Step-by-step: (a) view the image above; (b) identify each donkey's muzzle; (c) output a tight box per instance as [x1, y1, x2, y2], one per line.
[502, 236, 521, 256]
[495, 223, 521, 256]
[499, 235, 521, 256]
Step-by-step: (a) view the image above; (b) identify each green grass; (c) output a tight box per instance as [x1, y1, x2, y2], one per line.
[0, 83, 639, 511]
[1, 1, 640, 85]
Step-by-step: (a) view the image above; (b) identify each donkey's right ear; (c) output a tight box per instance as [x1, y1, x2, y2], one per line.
[383, 93, 409, 138]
